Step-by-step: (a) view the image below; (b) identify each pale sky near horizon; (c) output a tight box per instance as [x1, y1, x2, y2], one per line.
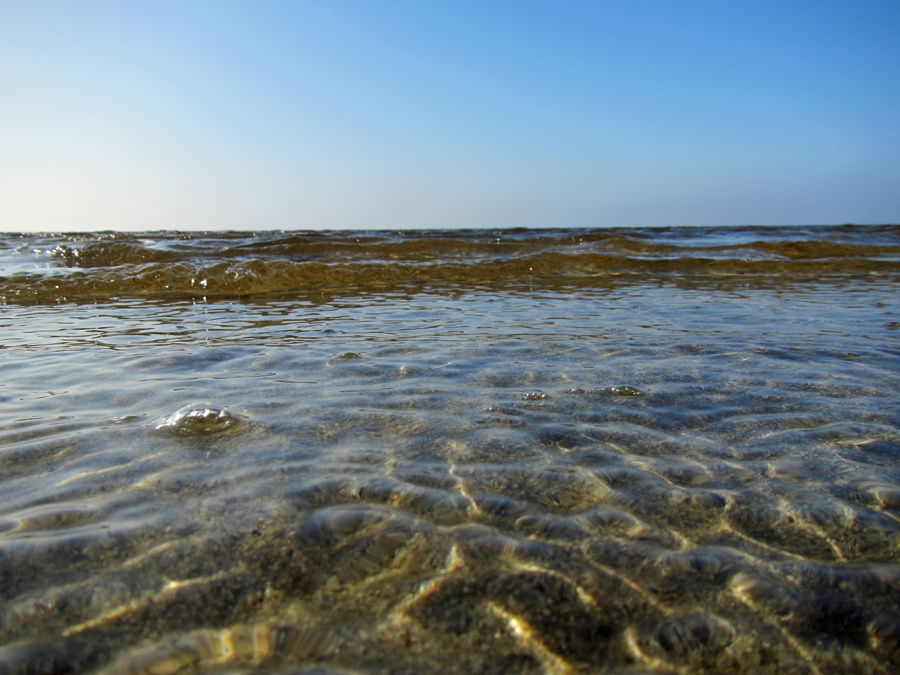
[1, 0, 898, 232]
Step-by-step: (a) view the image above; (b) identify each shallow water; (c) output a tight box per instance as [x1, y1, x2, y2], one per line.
[1, 226, 900, 673]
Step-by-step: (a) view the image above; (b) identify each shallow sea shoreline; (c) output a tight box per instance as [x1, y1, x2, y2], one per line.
[1, 226, 899, 673]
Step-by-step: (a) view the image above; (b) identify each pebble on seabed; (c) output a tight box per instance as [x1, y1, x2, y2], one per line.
[155, 403, 243, 436]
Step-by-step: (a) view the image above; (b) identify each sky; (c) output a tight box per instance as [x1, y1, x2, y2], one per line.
[1, 0, 898, 232]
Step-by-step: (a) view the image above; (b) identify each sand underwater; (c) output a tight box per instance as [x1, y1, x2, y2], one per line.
[1, 225, 899, 673]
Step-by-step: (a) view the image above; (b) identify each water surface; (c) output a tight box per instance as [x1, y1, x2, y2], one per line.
[1, 226, 899, 673]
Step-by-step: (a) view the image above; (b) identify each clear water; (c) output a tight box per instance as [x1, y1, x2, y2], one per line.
[1, 226, 899, 673]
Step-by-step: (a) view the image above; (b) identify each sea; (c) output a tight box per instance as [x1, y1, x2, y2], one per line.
[0, 225, 899, 674]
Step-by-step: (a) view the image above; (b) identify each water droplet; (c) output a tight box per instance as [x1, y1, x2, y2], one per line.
[155, 403, 243, 436]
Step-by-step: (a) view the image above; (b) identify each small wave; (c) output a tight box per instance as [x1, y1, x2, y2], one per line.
[2, 254, 898, 304]
[1, 226, 898, 303]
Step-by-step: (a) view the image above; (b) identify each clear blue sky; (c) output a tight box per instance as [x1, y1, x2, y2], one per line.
[1, 0, 898, 231]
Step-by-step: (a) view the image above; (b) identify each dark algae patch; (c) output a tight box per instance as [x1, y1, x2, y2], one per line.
[0, 225, 899, 673]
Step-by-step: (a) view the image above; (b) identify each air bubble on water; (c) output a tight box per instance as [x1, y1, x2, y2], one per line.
[112, 415, 143, 425]
[609, 385, 643, 397]
[522, 392, 551, 400]
[155, 403, 243, 436]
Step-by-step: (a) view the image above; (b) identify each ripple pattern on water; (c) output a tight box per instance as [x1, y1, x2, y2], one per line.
[1, 275, 899, 673]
